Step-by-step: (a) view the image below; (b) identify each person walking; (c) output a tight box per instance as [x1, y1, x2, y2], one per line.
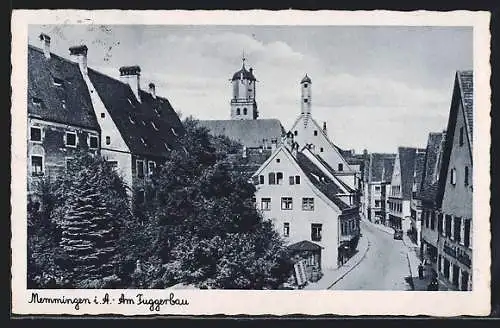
[418, 262, 424, 280]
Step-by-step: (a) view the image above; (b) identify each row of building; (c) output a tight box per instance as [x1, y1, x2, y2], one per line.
[362, 70, 473, 291]
[27, 34, 365, 286]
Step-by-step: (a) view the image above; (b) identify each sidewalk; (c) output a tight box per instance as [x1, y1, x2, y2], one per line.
[304, 231, 370, 290]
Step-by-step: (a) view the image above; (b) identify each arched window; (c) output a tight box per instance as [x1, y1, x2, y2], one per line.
[243, 108, 247, 115]
[268, 172, 276, 185]
[236, 108, 240, 115]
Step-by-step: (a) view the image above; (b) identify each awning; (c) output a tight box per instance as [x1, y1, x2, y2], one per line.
[287, 240, 323, 252]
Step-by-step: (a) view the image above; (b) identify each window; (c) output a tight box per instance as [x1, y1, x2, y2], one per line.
[106, 136, 111, 145]
[304, 99, 308, 103]
[464, 166, 469, 186]
[281, 197, 293, 210]
[107, 161, 118, 170]
[464, 219, 471, 248]
[294, 130, 298, 136]
[443, 258, 450, 279]
[236, 108, 241, 115]
[65, 131, 77, 147]
[137, 160, 145, 178]
[261, 198, 271, 211]
[425, 211, 429, 228]
[31, 156, 43, 176]
[431, 212, 436, 230]
[450, 168, 457, 185]
[243, 108, 247, 115]
[268, 172, 276, 185]
[375, 186, 381, 192]
[295, 176, 301, 184]
[375, 200, 381, 207]
[100, 113, 105, 118]
[338, 163, 344, 171]
[276, 158, 280, 163]
[259, 175, 264, 184]
[320, 147, 324, 152]
[445, 215, 452, 238]
[283, 223, 290, 237]
[302, 197, 315, 211]
[461, 271, 469, 291]
[314, 130, 318, 136]
[452, 216, 462, 243]
[289, 176, 295, 185]
[438, 213, 444, 235]
[459, 127, 464, 146]
[32, 97, 43, 107]
[438, 255, 442, 272]
[148, 161, 156, 176]
[88, 135, 98, 149]
[311, 224, 322, 242]
[304, 83, 308, 88]
[276, 172, 283, 184]
[452, 265, 460, 288]
[30, 127, 42, 142]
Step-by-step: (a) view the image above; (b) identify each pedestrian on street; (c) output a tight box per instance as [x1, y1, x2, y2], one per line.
[418, 262, 424, 280]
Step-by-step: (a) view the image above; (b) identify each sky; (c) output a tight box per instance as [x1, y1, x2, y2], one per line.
[28, 25, 473, 153]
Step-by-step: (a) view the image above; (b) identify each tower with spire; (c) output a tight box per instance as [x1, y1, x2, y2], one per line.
[230, 52, 258, 120]
[300, 74, 312, 115]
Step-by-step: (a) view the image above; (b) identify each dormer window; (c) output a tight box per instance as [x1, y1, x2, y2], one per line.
[151, 121, 159, 131]
[53, 77, 64, 87]
[65, 131, 77, 148]
[30, 126, 42, 142]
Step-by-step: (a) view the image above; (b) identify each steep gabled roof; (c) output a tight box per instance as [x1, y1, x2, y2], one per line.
[416, 132, 446, 203]
[382, 157, 396, 183]
[313, 153, 355, 193]
[295, 152, 350, 211]
[369, 153, 396, 183]
[27, 45, 99, 130]
[87, 68, 184, 157]
[436, 70, 474, 207]
[413, 150, 427, 195]
[398, 147, 425, 199]
[198, 119, 285, 149]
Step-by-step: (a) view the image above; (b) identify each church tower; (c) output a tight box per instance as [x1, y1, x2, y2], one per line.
[230, 55, 258, 120]
[300, 74, 312, 115]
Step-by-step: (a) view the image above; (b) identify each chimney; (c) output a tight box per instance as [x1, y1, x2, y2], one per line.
[148, 82, 156, 99]
[291, 142, 299, 158]
[119, 66, 141, 102]
[323, 121, 328, 136]
[39, 33, 51, 59]
[69, 45, 88, 75]
[285, 131, 294, 149]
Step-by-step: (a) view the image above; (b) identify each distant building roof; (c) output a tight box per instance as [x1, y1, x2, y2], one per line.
[313, 153, 355, 193]
[295, 152, 350, 211]
[87, 68, 184, 158]
[198, 119, 285, 149]
[300, 74, 312, 84]
[28, 45, 99, 130]
[417, 132, 445, 203]
[457, 70, 473, 147]
[369, 153, 396, 183]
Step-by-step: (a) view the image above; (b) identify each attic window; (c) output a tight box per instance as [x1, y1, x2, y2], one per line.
[32, 97, 42, 107]
[53, 77, 64, 87]
[171, 128, 178, 136]
[151, 122, 159, 131]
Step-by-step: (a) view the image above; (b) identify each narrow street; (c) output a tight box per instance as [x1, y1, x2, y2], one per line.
[330, 220, 412, 290]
